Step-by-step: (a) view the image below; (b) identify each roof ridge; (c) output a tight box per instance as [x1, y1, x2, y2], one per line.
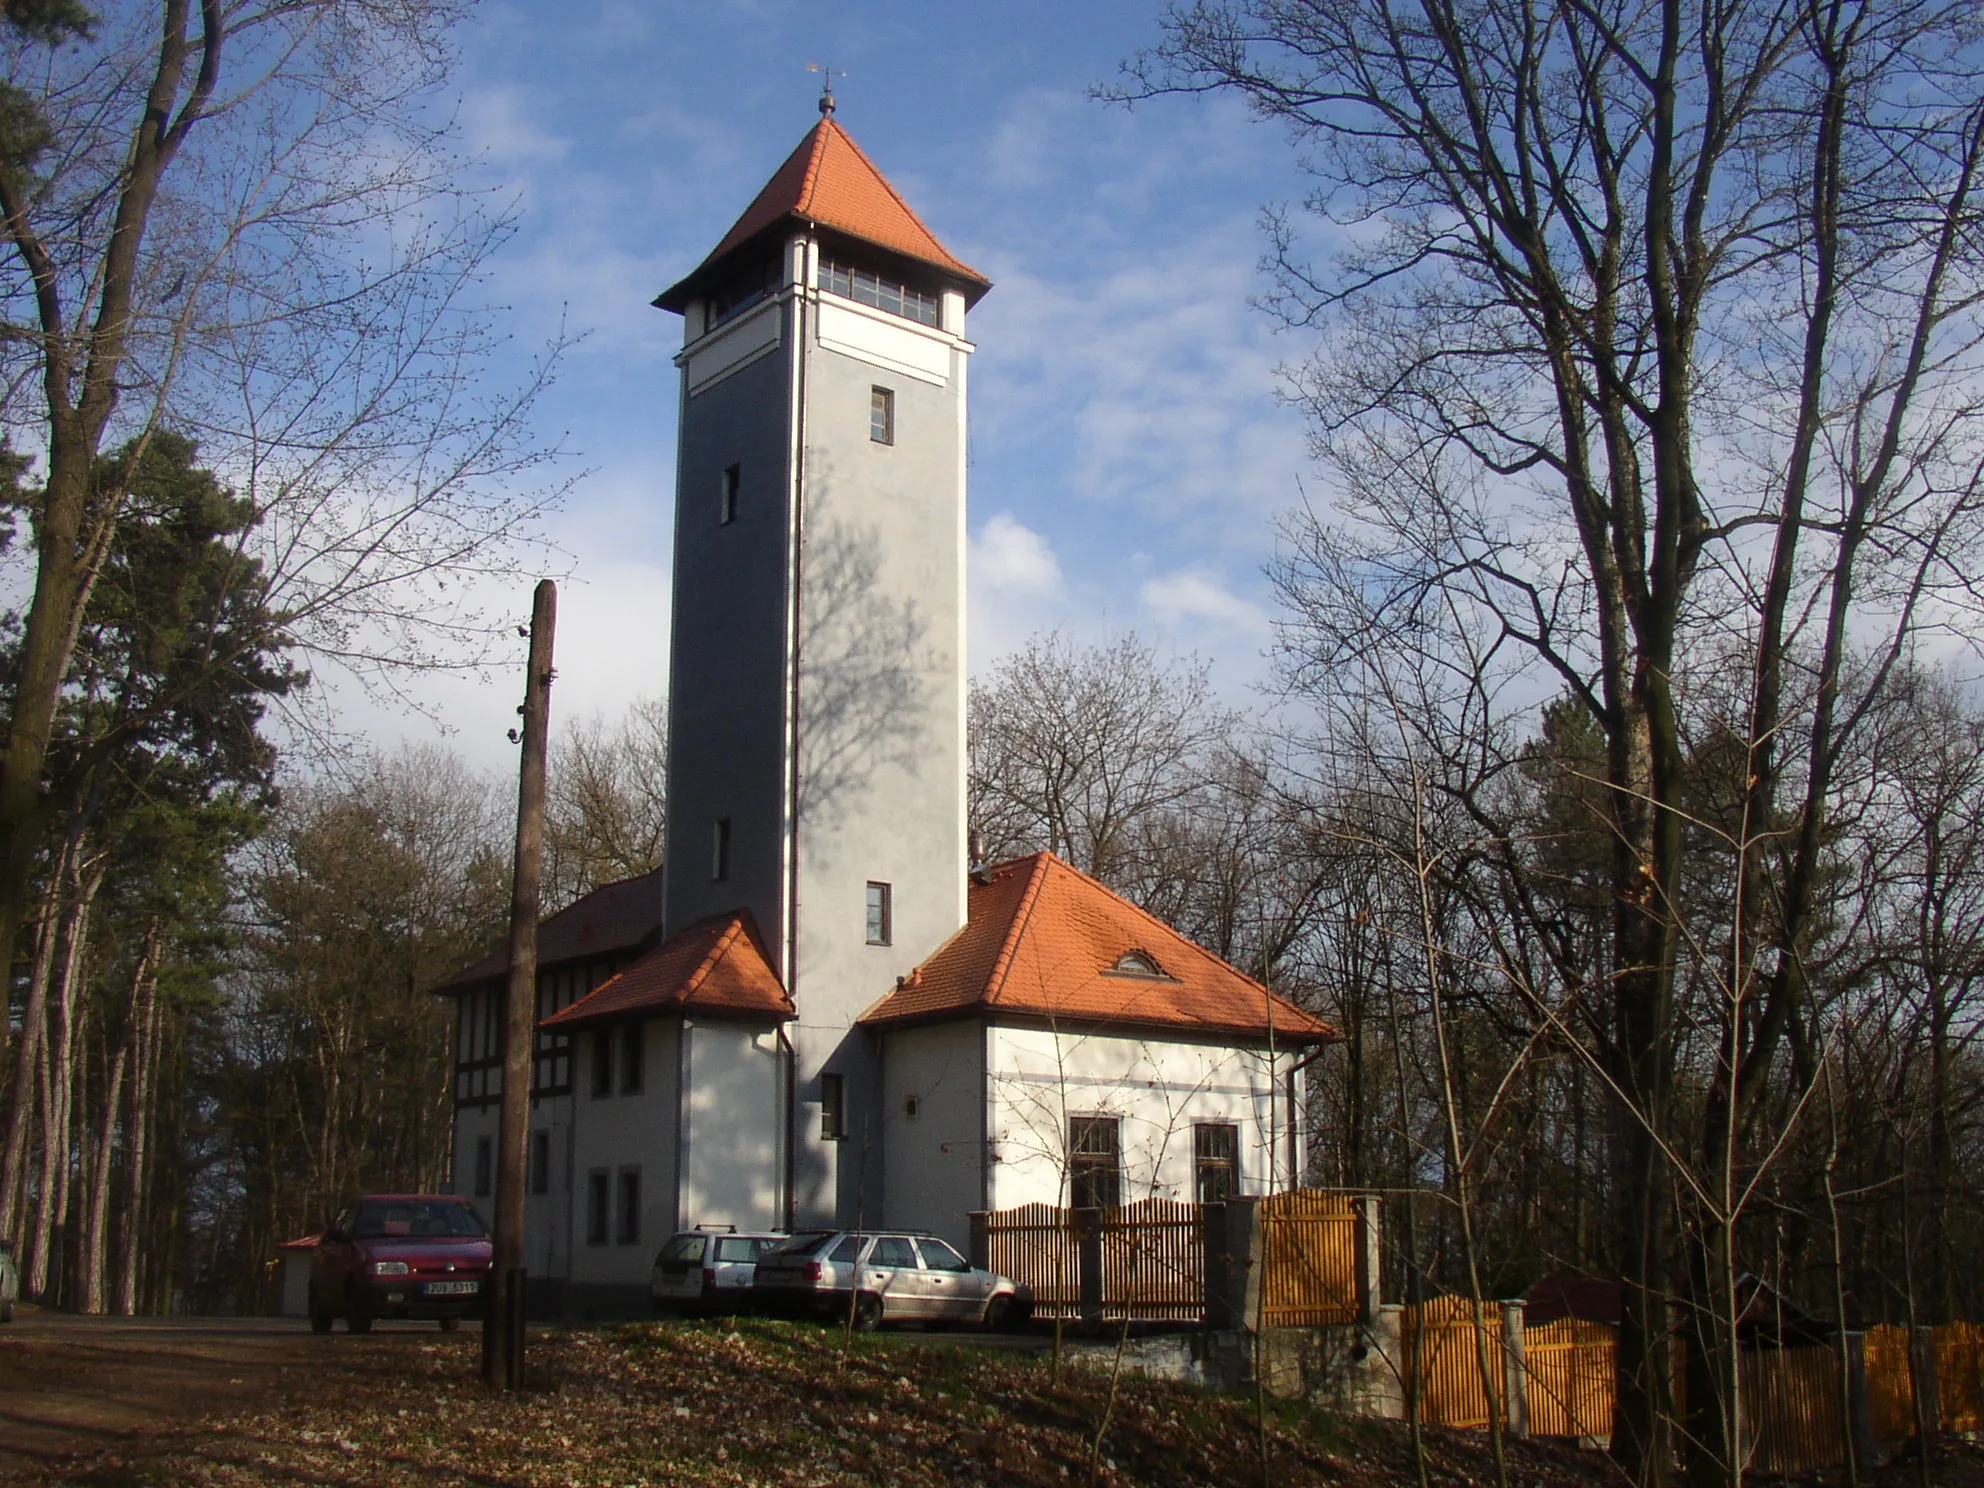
[678, 916, 743, 1001]
[793, 121, 830, 218]
[983, 852, 1053, 1007]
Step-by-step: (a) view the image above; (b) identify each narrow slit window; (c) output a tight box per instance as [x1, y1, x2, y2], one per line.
[865, 881, 892, 946]
[616, 1168, 641, 1245]
[621, 1021, 644, 1094]
[712, 817, 731, 881]
[870, 386, 894, 444]
[820, 1073, 845, 1141]
[719, 462, 739, 524]
[473, 1135, 492, 1198]
[530, 1129, 550, 1196]
[591, 1027, 614, 1099]
[586, 1170, 609, 1245]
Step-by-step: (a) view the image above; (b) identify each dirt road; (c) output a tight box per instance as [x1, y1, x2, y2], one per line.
[0, 1305, 453, 1481]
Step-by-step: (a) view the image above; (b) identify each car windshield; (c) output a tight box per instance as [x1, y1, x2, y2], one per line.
[715, 1237, 770, 1263]
[352, 1200, 486, 1239]
[761, 1230, 839, 1259]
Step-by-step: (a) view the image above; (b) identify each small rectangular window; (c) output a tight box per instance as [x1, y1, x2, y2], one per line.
[719, 463, 739, 524]
[473, 1135, 492, 1198]
[1069, 1115, 1121, 1210]
[621, 1021, 644, 1095]
[712, 818, 731, 881]
[1194, 1122, 1240, 1204]
[865, 881, 892, 945]
[617, 1168, 641, 1245]
[870, 386, 894, 444]
[586, 1170, 610, 1245]
[820, 1073, 845, 1141]
[529, 1129, 550, 1196]
[591, 1028, 614, 1099]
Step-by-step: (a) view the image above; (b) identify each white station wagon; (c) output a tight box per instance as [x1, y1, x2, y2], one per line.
[650, 1227, 783, 1315]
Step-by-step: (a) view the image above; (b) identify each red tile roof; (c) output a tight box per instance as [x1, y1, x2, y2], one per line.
[541, 911, 793, 1030]
[657, 118, 989, 312]
[431, 869, 664, 993]
[858, 853, 1335, 1045]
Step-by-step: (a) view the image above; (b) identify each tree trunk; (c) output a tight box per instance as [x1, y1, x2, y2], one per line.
[0, 847, 71, 1239]
[115, 953, 159, 1315]
[27, 859, 99, 1300]
[79, 1036, 126, 1314]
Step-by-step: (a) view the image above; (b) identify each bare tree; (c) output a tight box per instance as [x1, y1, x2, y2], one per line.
[543, 697, 667, 910]
[1123, 2, 1984, 1478]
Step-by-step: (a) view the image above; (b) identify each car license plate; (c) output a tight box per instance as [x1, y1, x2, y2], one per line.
[424, 1280, 478, 1296]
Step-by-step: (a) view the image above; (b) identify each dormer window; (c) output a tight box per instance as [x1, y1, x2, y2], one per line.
[1109, 950, 1166, 978]
[820, 255, 939, 327]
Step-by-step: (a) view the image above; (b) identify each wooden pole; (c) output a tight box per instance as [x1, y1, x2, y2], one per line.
[484, 579, 556, 1390]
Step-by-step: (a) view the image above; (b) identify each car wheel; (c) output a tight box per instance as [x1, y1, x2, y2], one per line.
[983, 1294, 1017, 1333]
[438, 1316, 460, 1333]
[345, 1287, 372, 1335]
[852, 1292, 883, 1333]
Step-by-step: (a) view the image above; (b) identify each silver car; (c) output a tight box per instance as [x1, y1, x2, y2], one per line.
[752, 1229, 1030, 1332]
[651, 1227, 782, 1315]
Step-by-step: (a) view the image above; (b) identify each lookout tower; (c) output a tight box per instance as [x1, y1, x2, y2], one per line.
[653, 116, 990, 1228]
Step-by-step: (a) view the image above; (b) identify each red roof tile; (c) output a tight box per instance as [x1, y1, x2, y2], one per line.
[859, 853, 1335, 1045]
[541, 911, 793, 1029]
[431, 869, 664, 993]
[657, 118, 989, 312]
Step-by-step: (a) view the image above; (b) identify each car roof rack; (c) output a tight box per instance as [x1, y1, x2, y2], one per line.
[693, 1222, 737, 1232]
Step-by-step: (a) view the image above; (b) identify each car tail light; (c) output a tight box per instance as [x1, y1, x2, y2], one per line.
[802, 1261, 822, 1281]
[702, 1268, 716, 1284]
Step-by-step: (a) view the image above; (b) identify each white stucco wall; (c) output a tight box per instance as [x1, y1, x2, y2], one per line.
[680, 1018, 786, 1232]
[985, 1023, 1300, 1211]
[877, 1020, 985, 1249]
[567, 1017, 681, 1288]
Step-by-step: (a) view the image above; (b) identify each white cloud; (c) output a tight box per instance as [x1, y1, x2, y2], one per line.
[458, 85, 571, 171]
[970, 512, 1062, 596]
[1138, 567, 1270, 635]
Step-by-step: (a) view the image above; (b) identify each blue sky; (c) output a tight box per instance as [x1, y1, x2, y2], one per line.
[371, 0, 1323, 773]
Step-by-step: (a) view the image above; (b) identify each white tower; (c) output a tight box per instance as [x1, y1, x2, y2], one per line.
[654, 107, 989, 1228]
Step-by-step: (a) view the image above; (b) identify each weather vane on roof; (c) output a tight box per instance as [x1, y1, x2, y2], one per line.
[806, 62, 846, 117]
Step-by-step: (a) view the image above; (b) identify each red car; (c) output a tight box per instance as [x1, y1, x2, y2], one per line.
[308, 1194, 491, 1333]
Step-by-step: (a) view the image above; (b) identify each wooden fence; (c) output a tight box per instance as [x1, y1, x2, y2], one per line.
[1402, 1297, 1509, 1429]
[1260, 1190, 1360, 1327]
[1740, 1345, 1848, 1476]
[1100, 1199, 1204, 1321]
[1523, 1319, 1614, 1439]
[984, 1204, 1081, 1320]
[1941, 1320, 1984, 1433]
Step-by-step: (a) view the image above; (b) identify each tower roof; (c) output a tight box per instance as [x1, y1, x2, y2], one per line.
[656, 118, 990, 314]
[857, 852, 1336, 1046]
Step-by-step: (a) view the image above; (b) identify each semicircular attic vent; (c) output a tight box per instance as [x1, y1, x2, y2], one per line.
[1109, 950, 1166, 978]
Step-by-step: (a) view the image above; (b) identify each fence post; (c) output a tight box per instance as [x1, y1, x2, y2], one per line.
[1354, 1194, 1382, 1327]
[1501, 1300, 1529, 1438]
[1844, 1331, 1876, 1471]
[1911, 1324, 1943, 1434]
[1075, 1207, 1104, 1328]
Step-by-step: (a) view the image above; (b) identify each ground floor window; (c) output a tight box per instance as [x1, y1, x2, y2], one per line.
[529, 1129, 550, 1195]
[473, 1135, 492, 1198]
[1069, 1115, 1121, 1210]
[617, 1167, 641, 1245]
[1194, 1122, 1239, 1203]
[586, 1169, 609, 1245]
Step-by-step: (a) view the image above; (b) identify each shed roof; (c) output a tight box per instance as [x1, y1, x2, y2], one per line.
[858, 852, 1335, 1046]
[431, 868, 664, 993]
[541, 910, 793, 1030]
[656, 117, 989, 313]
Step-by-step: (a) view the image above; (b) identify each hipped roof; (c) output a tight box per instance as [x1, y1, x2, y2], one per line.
[431, 869, 664, 993]
[656, 117, 990, 313]
[858, 852, 1335, 1046]
[541, 910, 793, 1030]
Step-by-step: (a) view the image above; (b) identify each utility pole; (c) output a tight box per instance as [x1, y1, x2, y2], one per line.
[484, 579, 556, 1390]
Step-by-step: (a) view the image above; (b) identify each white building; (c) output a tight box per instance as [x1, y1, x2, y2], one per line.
[439, 105, 1332, 1316]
